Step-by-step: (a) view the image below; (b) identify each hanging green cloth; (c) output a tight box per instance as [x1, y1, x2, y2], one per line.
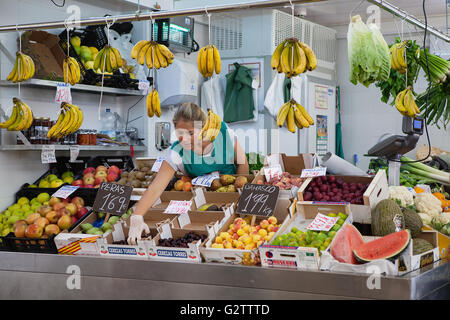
[223, 62, 255, 123]
[283, 76, 291, 103]
[336, 86, 344, 159]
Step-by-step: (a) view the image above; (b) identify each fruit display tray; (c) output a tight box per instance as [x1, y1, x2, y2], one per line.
[4, 233, 58, 254]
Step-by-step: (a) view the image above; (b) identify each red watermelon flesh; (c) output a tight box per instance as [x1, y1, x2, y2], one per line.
[353, 230, 410, 263]
[330, 224, 365, 264]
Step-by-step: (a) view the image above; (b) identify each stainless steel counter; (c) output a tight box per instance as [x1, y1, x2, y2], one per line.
[0, 251, 447, 300]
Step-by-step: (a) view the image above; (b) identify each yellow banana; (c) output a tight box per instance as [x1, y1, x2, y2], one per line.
[58, 104, 72, 137]
[395, 43, 407, 69]
[138, 43, 151, 66]
[286, 105, 296, 133]
[200, 46, 208, 77]
[93, 48, 104, 70]
[0, 103, 18, 129]
[295, 102, 314, 125]
[16, 99, 33, 130]
[198, 114, 211, 140]
[271, 39, 287, 70]
[63, 59, 69, 83]
[72, 105, 84, 131]
[7, 54, 19, 81]
[48, 111, 65, 138]
[8, 104, 23, 131]
[146, 45, 154, 69]
[152, 89, 161, 117]
[276, 101, 291, 127]
[21, 54, 31, 80]
[197, 47, 207, 77]
[131, 40, 150, 60]
[154, 45, 168, 68]
[14, 101, 28, 131]
[206, 45, 214, 77]
[394, 89, 408, 115]
[403, 89, 418, 117]
[157, 44, 174, 61]
[109, 48, 118, 70]
[152, 45, 161, 69]
[212, 45, 221, 75]
[205, 111, 221, 142]
[111, 47, 123, 68]
[146, 91, 154, 118]
[280, 43, 292, 76]
[299, 42, 317, 71]
[294, 114, 303, 129]
[293, 105, 310, 128]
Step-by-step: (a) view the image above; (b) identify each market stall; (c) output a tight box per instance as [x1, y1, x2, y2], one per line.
[0, 0, 449, 301]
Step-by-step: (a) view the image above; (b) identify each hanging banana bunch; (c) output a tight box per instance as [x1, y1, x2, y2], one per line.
[197, 44, 221, 78]
[63, 56, 81, 85]
[7, 52, 35, 83]
[93, 45, 123, 73]
[131, 40, 174, 69]
[198, 109, 222, 142]
[390, 41, 408, 74]
[271, 38, 317, 78]
[394, 86, 420, 117]
[146, 88, 161, 118]
[0, 98, 34, 132]
[276, 99, 314, 133]
[47, 102, 84, 139]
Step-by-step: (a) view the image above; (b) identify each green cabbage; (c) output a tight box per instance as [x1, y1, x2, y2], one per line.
[348, 15, 391, 87]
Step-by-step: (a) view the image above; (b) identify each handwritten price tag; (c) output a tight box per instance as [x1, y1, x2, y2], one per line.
[300, 167, 327, 178]
[41, 145, 56, 164]
[138, 80, 150, 95]
[164, 200, 192, 215]
[55, 82, 72, 104]
[307, 213, 339, 231]
[70, 145, 80, 163]
[52, 185, 79, 199]
[191, 172, 220, 187]
[264, 165, 282, 181]
[151, 157, 165, 172]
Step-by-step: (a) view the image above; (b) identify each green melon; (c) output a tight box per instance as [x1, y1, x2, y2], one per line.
[402, 207, 423, 238]
[371, 199, 404, 236]
[353, 230, 410, 263]
[412, 238, 434, 255]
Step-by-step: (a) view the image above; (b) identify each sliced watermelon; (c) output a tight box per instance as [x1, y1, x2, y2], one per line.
[353, 230, 410, 263]
[330, 224, 365, 264]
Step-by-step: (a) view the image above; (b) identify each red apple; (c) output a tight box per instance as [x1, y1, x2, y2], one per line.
[71, 216, 78, 225]
[65, 203, 78, 216]
[57, 207, 70, 218]
[52, 202, 65, 212]
[35, 217, 50, 229]
[72, 180, 83, 187]
[45, 211, 58, 224]
[94, 177, 107, 185]
[94, 171, 107, 179]
[71, 196, 84, 208]
[83, 167, 95, 175]
[107, 173, 118, 182]
[77, 207, 89, 219]
[57, 215, 72, 230]
[83, 176, 95, 186]
[94, 185, 100, 188]
[44, 224, 60, 236]
[25, 224, 43, 238]
[38, 205, 52, 217]
[108, 165, 120, 175]
[62, 198, 70, 206]
[96, 165, 108, 173]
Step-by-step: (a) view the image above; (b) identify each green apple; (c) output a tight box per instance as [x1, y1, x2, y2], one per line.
[4, 210, 11, 217]
[37, 193, 50, 204]
[46, 174, 58, 182]
[61, 171, 74, 179]
[28, 184, 37, 188]
[101, 222, 112, 232]
[12, 209, 24, 217]
[38, 180, 50, 188]
[50, 179, 64, 188]
[17, 197, 29, 206]
[21, 204, 31, 212]
[2, 228, 11, 236]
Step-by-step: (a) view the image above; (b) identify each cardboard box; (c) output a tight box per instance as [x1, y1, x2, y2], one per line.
[297, 170, 389, 224]
[264, 153, 315, 174]
[423, 225, 449, 259]
[200, 198, 294, 266]
[147, 226, 212, 263]
[259, 203, 352, 270]
[135, 158, 157, 170]
[21, 30, 65, 80]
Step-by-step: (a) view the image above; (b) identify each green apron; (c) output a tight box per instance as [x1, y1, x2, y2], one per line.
[171, 121, 237, 177]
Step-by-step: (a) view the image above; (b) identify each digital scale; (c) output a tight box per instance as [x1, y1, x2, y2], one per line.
[367, 116, 424, 186]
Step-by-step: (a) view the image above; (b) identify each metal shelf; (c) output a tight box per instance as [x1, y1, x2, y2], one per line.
[0, 144, 146, 151]
[0, 79, 143, 96]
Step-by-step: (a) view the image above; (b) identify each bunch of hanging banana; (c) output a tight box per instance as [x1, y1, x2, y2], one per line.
[0, 98, 34, 131]
[63, 56, 81, 85]
[146, 89, 161, 118]
[131, 40, 174, 69]
[390, 41, 408, 74]
[93, 45, 123, 73]
[197, 44, 221, 78]
[198, 109, 222, 142]
[47, 102, 84, 139]
[7, 52, 35, 83]
[394, 87, 420, 117]
[271, 38, 317, 78]
[277, 99, 314, 133]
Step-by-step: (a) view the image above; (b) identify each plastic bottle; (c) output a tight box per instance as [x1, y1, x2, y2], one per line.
[100, 108, 117, 140]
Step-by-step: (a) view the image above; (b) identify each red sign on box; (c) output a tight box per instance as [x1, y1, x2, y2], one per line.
[306, 213, 339, 231]
[264, 165, 282, 181]
[55, 82, 72, 104]
[164, 200, 192, 215]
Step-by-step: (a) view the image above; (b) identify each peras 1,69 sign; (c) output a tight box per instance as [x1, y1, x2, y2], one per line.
[93, 182, 133, 216]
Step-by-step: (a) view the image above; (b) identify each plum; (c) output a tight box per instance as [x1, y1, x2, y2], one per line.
[313, 187, 320, 193]
[314, 192, 323, 200]
[320, 185, 328, 192]
[332, 188, 340, 193]
[310, 182, 317, 188]
[331, 183, 337, 189]
[328, 192, 335, 197]
[336, 179, 345, 185]
[304, 192, 313, 201]
[323, 195, 330, 201]
[328, 176, 336, 183]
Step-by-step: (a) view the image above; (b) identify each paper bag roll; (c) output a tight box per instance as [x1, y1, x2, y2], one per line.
[321, 152, 367, 176]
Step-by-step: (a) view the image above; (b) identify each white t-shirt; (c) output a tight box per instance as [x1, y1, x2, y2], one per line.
[164, 127, 237, 176]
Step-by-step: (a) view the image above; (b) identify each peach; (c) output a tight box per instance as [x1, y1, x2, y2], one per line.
[38, 205, 53, 217]
[258, 229, 268, 237]
[14, 224, 27, 238]
[44, 224, 60, 236]
[26, 213, 41, 225]
[57, 207, 70, 218]
[71, 196, 85, 208]
[260, 219, 270, 229]
[45, 211, 58, 224]
[268, 216, 278, 225]
[57, 215, 72, 230]
[65, 203, 78, 216]
[232, 233, 239, 240]
[13, 220, 27, 229]
[182, 182, 192, 192]
[25, 224, 43, 238]
[35, 217, 49, 229]
[215, 236, 223, 244]
[174, 180, 184, 191]
[48, 197, 61, 207]
[252, 234, 262, 243]
[53, 202, 65, 212]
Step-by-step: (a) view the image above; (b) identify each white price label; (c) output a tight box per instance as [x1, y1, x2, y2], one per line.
[70, 145, 80, 163]
[178, 212, 191, 229]
[191, 172, 220, 187]
[301, 167, 327, 178]
[138, 80, 150, 95]
[307, 213, 339, 231]
[151, 157, 164, 172]
[264, 165, 282, 182]
[160, 223, 172, 240]
[52, 185, 79, 199]
[41, 145, 56, 164]
[55, 82, 72, 104]
[164, 200, 192, 215]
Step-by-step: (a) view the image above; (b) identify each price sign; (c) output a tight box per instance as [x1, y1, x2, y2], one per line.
[55, 82, 72, 104]
[41, 145, 56, 164]
[191, 172, 220, 187]
[51, 185, 79, 199]
[151, 157, 164, 172]
[306, 213, 339, 231]
[264, 165, 282, 181]
[93, 182, 133, 216]
[70, 145, 80, 163]
[138, 80, 150, 95]
[164, 200, 192, 215]
[236, 184, 280, 217]
[300, 167, 327, 178]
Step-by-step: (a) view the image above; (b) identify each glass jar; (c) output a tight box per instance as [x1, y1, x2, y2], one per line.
[89, 129, 97, 146]
[77, 129, 89, 145]
[41, 117, 51, 144]
[34, 117, 44, 144]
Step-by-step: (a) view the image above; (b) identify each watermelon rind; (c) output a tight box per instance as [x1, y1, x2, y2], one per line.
[353, 230, 411, 263]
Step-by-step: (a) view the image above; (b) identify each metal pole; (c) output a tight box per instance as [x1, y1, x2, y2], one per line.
[0, 0, 322, 33]
[367, 0, 450, 43]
